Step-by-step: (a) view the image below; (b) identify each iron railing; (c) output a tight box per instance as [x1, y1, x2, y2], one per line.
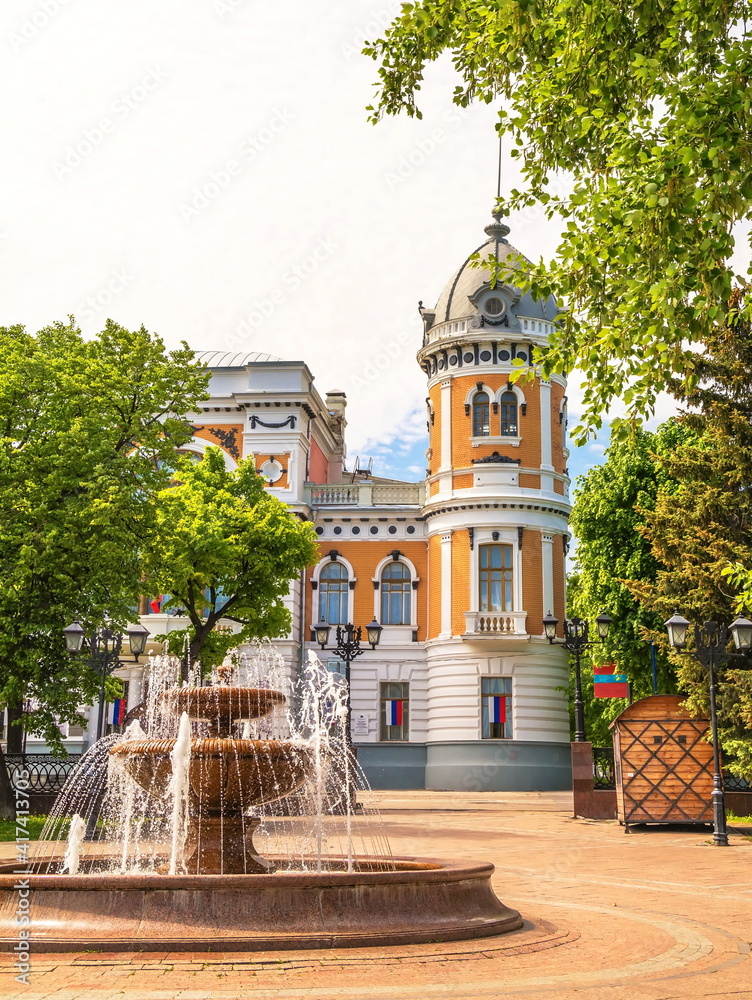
[724, 773, 751, 792]
[591, 745, 748, 794]
[4, 753, 82, 794]
[592, 746, 615, 789]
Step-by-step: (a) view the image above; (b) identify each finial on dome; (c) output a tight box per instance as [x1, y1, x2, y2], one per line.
[485, 207, 510, 242]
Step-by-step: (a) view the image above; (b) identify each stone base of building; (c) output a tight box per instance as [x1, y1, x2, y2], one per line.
[355, 744, 428, 790]
[356, 741, 572, 792]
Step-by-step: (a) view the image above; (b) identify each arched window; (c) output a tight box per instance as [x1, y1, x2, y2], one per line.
[380, 562, 411, 625]
[319, 562, 349, 624]
[500, 392, 518, 436]
[472, 392, 490, 437]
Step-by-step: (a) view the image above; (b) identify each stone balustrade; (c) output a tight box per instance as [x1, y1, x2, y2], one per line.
[304, 483, 424, 507]
[462, 610, 528, 637]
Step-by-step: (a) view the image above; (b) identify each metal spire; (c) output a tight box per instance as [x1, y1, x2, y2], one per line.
[485, 134, 510, 243]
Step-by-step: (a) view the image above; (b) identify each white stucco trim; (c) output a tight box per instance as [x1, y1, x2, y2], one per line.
[183, 435, 238, 470]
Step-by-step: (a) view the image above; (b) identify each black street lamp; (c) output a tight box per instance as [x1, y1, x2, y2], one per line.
[63, 621, 150, 740]
[543, 611, 613, 743]
[665, 612, 752, 846]
[311, 618, 383, 746]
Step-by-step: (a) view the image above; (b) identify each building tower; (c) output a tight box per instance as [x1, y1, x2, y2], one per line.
[417, 209, 572, 790]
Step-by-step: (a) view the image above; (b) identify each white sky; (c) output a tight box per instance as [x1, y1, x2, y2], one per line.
[0, 0, 684, 488]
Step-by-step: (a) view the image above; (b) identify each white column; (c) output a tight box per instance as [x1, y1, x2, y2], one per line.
[440, 531, 453, 638]
[539, 380, 554, 491]
[439, 380, 452, 472]
[127, 668, 143, 710]
[541, 532, 555, 625]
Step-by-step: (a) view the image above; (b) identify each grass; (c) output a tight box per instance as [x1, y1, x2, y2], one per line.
[0, 815, 70, 841]
[727, 811, 752, 825]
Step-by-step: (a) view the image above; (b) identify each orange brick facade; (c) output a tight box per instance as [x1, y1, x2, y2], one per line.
[309, 540, 428, 642]
[451, 531, 471, 637]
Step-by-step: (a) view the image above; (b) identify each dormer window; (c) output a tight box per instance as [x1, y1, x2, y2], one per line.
[485, 296, 504, 317]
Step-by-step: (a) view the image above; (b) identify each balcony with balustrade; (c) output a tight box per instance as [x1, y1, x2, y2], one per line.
[303, 482, 425, 508]
[462, 610, 529, 639]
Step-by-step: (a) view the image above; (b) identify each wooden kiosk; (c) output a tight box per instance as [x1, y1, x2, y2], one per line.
[610, 695, 713, 829]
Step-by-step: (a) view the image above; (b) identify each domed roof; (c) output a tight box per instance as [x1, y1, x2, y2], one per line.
[195, 350, 284, 368]
[432, 216, 557, 325]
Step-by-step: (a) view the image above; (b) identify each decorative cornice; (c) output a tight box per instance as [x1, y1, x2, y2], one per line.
[471, 451, 521, 465]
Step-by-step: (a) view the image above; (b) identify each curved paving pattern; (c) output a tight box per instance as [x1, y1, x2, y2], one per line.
[1, 790, 749, 1000]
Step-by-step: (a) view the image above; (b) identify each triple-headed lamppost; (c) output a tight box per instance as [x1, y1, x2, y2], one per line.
[63, 621, 150, 740]
[542, 611, 613, 742]
[311, 619, 383, 747]
[664, 612, 752, 846]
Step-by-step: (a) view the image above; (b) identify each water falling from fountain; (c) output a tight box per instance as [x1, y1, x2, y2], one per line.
[167, 712, 192, 875]
[61, 815, 86, 875]
[31, 647, 395, 875]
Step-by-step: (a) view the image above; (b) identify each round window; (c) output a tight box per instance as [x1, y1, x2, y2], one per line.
[485, 297, 504, 316]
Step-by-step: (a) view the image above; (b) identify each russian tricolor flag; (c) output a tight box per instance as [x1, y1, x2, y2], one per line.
[385, 700, 404, 726]
[593, 663, 629, 699]
[486, 696, 507, 724]
[111, 699, 126, 725]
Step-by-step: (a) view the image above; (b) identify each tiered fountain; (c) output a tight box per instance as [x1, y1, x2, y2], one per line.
[0, 652, 522, 951]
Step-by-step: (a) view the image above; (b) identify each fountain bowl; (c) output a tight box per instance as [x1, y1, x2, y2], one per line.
[110, 737, 314, 809]
[0, 858, 522, 951]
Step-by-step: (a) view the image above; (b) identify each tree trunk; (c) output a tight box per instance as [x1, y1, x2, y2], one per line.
[0, 744, 16, 820]
[6, 699, 24, 754]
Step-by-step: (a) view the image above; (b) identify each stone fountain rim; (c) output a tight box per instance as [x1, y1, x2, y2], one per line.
[109, 736, 313, 755]
[0, 857, 492, 890]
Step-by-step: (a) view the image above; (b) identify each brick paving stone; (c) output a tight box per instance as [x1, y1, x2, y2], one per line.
[2, 791, 751, 1000]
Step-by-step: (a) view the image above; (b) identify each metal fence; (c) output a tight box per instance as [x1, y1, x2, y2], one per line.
[591, 745, 749, 793]
[4, 753, 82, 794]
[592, 747, 615, 789]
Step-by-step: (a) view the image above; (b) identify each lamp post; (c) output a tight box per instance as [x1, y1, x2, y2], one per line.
[664, 612, 752, 847]
[542, 611, 613, 743]
[311, 619, 383, 747]
[63, 621, 150, 740]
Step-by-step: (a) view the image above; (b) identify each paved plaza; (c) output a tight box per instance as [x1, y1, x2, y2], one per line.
[1, 790, 750, 1000]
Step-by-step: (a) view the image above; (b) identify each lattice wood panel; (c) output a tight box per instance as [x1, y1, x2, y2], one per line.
[612, 695, 713, 827]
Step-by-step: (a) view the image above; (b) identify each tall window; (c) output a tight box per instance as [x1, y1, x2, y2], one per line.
[380, 562, 411, 625]
[380, 682, 409, 741]
[479, 544, 513, 612]
[500, 391, 518, 436]
[318, 562, 349, 624]
[481, 677, 512, 739]
[472, 392, 490, 436]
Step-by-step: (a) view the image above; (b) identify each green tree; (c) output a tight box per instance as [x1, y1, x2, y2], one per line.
[567, 423, 690, 744]
[145, 447, 318, 675]
[0, 320, 208, 775]
[365, 1, 752, 441]
[624, 309, 752, 776]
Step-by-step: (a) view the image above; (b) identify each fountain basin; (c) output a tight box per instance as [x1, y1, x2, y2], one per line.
[0, 858, 522, 951]
[110, 738, 315, 808]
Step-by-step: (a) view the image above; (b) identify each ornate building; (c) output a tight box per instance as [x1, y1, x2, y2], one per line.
[70, 209, 572, 790]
